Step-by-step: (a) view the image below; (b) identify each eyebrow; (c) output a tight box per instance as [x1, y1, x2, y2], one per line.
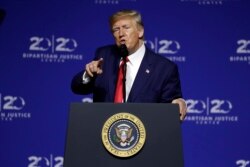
[112, 24, 130, 30]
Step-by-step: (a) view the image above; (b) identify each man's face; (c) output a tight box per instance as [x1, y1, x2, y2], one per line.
[112, 18, 144, 55]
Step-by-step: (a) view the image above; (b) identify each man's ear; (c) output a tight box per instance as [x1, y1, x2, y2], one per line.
[139, 28, 144, 39]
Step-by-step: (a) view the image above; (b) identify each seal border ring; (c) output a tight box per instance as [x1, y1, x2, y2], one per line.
[101, 112, 146, 158]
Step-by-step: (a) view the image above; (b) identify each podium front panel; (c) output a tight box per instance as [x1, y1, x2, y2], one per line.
[64, 103, 184, 167]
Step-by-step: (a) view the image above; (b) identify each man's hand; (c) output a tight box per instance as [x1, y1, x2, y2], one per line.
[85, 58, 104, 77]
[172, 98, 187, 121]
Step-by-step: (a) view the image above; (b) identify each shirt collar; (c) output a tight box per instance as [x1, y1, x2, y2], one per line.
[127, 44, 146, 66]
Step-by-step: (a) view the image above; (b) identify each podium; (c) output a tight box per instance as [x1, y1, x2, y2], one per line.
[64, 103, 184, 167]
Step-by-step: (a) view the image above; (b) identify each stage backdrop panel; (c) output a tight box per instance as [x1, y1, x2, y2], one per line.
[0, 0, 249, 167]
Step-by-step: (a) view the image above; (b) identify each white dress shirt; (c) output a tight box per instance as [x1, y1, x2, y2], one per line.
[125, 44, 145, 101]
[82, 44, 146, 101]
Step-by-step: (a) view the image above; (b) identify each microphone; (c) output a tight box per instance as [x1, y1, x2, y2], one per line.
[120, 44, 128, 58]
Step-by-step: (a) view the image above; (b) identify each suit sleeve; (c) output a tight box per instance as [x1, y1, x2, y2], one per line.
[70, 48, 103, 95]
[160, 63, 183, 103]
[71, 71, 95, 95]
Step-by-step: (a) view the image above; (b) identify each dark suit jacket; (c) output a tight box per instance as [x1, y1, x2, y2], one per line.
[71, 45, 182, 103]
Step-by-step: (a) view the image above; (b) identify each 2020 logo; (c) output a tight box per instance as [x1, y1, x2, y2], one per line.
[229, 39, 250, 64]
[0, 93, 31, 121]
[236, 39, 250, 54]
[2, 95, 25, 111]
[144, 37, 185, 62]
[186, 98, 233, 114]
[29, 36, 78, 52]
[185, 97, 237, 125]
[22, 35, 83, 63]
[28, 155, 63, 167]
[145, 37, 181, 54]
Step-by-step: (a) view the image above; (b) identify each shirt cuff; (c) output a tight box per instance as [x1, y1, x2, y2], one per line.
[82, 71, 91, 84]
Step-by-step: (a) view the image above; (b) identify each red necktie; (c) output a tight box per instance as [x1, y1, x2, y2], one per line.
[114, 57, 128, 103]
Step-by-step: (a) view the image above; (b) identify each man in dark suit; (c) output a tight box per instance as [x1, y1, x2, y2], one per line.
[71, 10, 187, 120]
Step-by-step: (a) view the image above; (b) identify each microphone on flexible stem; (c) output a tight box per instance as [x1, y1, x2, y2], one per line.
[120, 44, 128, 59]
[120, 44, 128, 103]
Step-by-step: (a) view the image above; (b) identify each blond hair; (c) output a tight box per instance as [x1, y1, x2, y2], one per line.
[109, 10, 144, 30]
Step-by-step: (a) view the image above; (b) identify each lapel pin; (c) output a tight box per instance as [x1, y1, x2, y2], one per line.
[146, 69, 150, 74]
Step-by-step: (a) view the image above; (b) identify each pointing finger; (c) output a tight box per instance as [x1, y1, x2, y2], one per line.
[86, 64, 94, 77]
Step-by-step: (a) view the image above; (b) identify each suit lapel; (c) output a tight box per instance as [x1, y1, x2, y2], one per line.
[127, 49, 153, 102]
[108, 47, 120, 101]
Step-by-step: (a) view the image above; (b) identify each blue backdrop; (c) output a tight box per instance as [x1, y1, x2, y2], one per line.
[0, 0, 249, 166]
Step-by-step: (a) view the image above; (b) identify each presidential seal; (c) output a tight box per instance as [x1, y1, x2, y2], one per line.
[101, 112, 146, 158]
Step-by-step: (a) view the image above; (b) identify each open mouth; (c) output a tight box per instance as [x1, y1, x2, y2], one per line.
[120, 39, 126, 45]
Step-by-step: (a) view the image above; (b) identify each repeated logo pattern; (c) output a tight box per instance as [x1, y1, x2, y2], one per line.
[0, 93, 31, 121]
[22, 35, 83, 63]
[185, 97, 238, 125]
